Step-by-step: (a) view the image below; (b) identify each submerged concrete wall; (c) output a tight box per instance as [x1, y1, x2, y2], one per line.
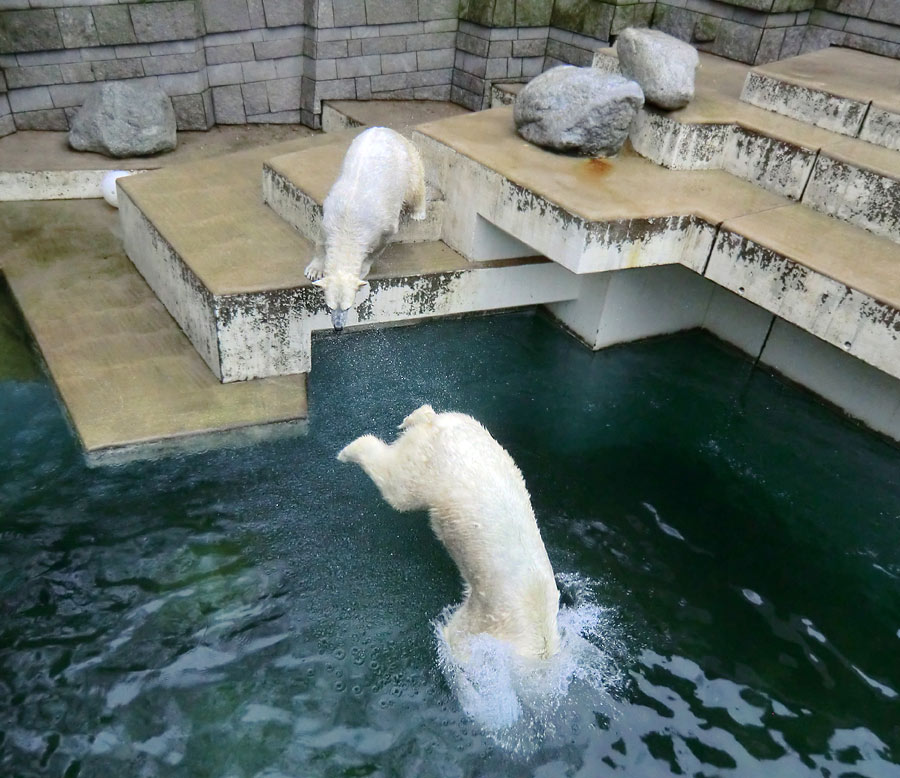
[1, 0, 899, 138]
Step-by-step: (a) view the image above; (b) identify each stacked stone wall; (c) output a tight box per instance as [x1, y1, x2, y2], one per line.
[652, 0, 814, 64]
[805, 0, 900, 58]
[1, 0, 899, 140]
[0, 0, 458, 136]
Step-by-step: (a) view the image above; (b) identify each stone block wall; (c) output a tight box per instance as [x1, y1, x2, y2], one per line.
[1, 0, 899, 140]
[452, 21, 546, 109]
[0, 0, 458, 136]
[652, 0, 815, 64]
[805, 0, 900, 58]
[299, 5, 459, 119]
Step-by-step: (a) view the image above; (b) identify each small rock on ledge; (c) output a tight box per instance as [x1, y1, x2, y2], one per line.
[514, 66, 644, 157]
[69, 81, 177, 158]
[616, 28, 699, 111]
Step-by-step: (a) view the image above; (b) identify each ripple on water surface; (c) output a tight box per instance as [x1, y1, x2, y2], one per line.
[1, 306, 899, 777]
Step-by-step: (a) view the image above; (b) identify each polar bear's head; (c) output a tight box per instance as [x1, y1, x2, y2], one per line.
[313, 274, 366, 331]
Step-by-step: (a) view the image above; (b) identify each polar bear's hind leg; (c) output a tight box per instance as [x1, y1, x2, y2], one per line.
[403, 139, 427, 222]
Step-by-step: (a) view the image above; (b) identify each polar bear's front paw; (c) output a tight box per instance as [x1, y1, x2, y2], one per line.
[337, 434, 380, 464]
[410, 206, 427, 222]
[304, 261, 325, 281]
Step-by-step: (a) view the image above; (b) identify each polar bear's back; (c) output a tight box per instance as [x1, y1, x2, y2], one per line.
[420, 413, 553, 578]
[324, 127, 413, 234]
[419, 412, 559, 659]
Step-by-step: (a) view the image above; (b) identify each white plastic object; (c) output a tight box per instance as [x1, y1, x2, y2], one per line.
[101, 170, 133, 208]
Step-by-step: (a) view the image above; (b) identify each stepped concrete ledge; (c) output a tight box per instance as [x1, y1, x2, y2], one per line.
[413, 107, 900, 384]
[321, 100, 469, 136]
[740, 48, 900, 150]
[262, 135, 445, 245]
[118, 130, 579, 383]
[0, 199, 308, 457]
[593, 49, 900, 243]
[0, 126, 310, 202]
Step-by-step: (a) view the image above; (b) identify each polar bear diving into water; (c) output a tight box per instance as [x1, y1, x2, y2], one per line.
[306, 126, 427, 331]
[338, 405, 561, 662]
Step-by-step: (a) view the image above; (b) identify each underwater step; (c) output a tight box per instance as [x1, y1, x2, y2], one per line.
[0, 199, 308, 455]
[262, 136, 445, 246]
[740, 47, 900, 151]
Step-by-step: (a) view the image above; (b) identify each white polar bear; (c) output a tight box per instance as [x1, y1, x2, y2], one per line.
[337, 405, 561, 662]
[305, 126, 427, 331]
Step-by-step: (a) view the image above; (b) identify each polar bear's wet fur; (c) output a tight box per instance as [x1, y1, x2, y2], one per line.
[338, 405, 561, 662]
[306, 127, 427, 330]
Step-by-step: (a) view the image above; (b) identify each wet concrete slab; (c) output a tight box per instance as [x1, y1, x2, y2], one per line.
[0, 199, 308, 454]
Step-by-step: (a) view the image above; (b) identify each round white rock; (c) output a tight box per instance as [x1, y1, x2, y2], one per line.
[101, 170, 134, 208]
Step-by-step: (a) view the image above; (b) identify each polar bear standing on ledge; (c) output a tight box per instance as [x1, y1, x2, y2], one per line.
[305, 126, 427, 331]
[338, 405, 561, 662]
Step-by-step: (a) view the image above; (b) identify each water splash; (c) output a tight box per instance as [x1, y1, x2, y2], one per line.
[433, 572, 625, 754]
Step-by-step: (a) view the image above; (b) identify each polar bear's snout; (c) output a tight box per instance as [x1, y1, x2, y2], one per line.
[330, 307, 348, 331]
[313, 273, 366, 331]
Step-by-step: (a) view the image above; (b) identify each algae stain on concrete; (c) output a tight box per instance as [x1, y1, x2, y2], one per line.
[0, 283, 40, 382]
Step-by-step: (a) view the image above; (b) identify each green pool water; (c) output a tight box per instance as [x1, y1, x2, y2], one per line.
[2, 290, 899, 777]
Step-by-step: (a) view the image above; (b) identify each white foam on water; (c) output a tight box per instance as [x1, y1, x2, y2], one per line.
[433, 572, 625, 754]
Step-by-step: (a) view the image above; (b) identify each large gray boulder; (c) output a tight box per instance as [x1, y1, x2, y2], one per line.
[616, 28, 699, 110]
[69, 81, 177, 158]
[514, 66, 644, 157]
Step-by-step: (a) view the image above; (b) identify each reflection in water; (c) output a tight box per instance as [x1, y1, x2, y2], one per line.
[1, 305, 899, 776]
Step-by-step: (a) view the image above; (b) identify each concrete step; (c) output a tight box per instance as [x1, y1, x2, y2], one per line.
[740, 48, 900, 151]
[117, 130, 579, 384]
[262, 135, 445, 246]
[414, 106, 900, 386]
[593, 48, 900, 245]
[320, 99, 469, 136]
[0, 199, 308, 459]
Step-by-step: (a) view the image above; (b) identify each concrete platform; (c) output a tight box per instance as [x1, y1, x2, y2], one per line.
[740, 47, 900, 150]
[594, 49, 900, 243]
[414, 107, 900, 383]
[118, 130, 579, 383]
[0, 125, 315, 201]
[262, 133, 445, 246]
[0, 199, 308, 456]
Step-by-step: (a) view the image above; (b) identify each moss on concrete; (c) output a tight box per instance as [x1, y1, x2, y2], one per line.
[551, 0, 615, 38]
[0, 281, 40, 382]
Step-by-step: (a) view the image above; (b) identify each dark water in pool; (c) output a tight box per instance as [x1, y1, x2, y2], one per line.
[2, 288, 899, 777]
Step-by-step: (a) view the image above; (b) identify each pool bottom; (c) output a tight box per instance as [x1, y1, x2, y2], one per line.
[1, 310, 898, 777]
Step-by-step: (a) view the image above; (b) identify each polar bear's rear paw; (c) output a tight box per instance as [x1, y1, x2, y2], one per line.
[410, 205, 427, 222]
[337, 434, 381, 464]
